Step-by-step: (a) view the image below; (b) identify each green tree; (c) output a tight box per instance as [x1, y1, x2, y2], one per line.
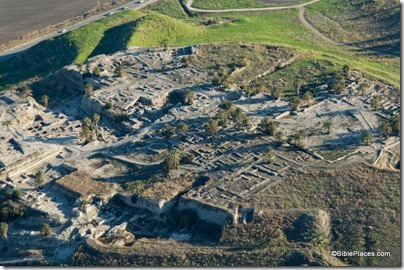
[220, 74, 231, 89]
[275, 131, 285, 145]
[92, 113, 100, 127]
[92, 113, 100, 137]
[271, 87, 283, 100]
[219, 101, 234, 112]
[362, 132, 373, 146]
[232, 107, 245, 122]
[80, 199, 90, 214]
[334, 83, 346, 95]
[12, 189, 23, 200]
[182, 89, 195, 105]
[379, 120, 392, 138]
[35, 170, 45, 188]
[80, 117, 93, 143]
[212, 74, 221, 86]
[234, 115, 250, 131]
[85, 83, 94, 97]
[392, 114, 400, 135]
[217, 110, 230, 127]
[93, 67, 101, 77]
[323, 121, 332, 134]
[270, 229, 287, 245]
[359, 83, 367, 96]
[165, 150, 181, 171]
[41, 95, 49, 108]
[265, 146, 275, 163]
[2, 120, 11, 130]
[289, 96, 302, 111]
[342, 65, 350, 78]
[370, 95, 382, 111]
[0, 222, 8, 238]
[181, 152, 195, 164]
[115, 65, 124, 77]
[294, 129, 308, 148]
[298, 129, 308, 139]
[21, 87, 33, 100]
[181, 56, 191, 67]
[104, 102, 113, 110]
[206, 119, 219, 135]
[177, 122, 189, 135]
[162, 124, 175, 139]
[259, 117, 278, 136]
[304, 91, 314, 106]
[40, 223, 52, 236]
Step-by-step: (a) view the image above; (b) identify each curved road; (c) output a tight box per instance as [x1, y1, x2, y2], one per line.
[186, 0, 398, 58]
[297, 6, 340, 45]
[0, 0, 397, 62]
[186, 0, 320, 13]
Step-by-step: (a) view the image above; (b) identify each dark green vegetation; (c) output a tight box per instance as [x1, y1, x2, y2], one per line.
[0, 188, 26, 223]
[306, 0, 400, 57]
[188, 43, 296, 81]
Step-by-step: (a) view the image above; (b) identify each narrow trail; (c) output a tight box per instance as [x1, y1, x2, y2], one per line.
[186, 0, 320, 13]
[298, 6, 399, 59]
[297, 6, 341, 46]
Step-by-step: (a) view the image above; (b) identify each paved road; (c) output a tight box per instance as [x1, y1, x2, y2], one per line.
[0, 0, 159, 62]
[186, 0, 319, 13]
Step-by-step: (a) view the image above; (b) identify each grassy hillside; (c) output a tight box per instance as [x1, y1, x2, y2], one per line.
[0, 0, 400, 90]
[0, 10, 144, 88]
[145, 0, 189, 19]
[128, 13, 203, 47]
[192, 0, 306, 9]
[193, 0, 267, 9]
[306, 0, 400, 56]
[267, 164, 400, 266]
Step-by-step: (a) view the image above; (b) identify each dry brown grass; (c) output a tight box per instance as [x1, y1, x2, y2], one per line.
[55, 170, 118, 198]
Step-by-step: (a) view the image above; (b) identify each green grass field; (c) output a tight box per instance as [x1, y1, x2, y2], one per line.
[0, 0, 399, 90]
[127, 13, 204, 47]
[192, 0, 307, 9]
[193, 0, 267, 9]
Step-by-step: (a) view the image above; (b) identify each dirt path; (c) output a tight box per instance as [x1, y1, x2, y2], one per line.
[186, 0, 398, 58]
[297, 6, 341, 45]
[186, 0, 320, 13]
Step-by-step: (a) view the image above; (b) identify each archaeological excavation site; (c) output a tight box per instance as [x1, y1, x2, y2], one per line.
[0, 40, 399, 266]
